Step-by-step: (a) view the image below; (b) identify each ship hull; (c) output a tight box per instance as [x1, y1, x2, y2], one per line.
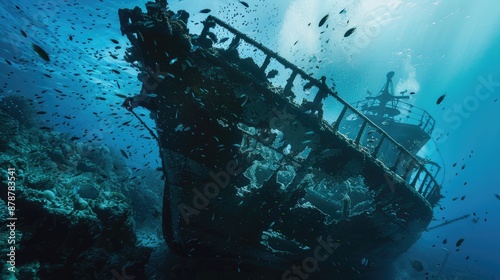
[152, 51, 433, 278]
[117, 8, 438, 278]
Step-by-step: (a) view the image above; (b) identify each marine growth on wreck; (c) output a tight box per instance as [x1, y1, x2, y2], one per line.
[116, 1, 442, 278]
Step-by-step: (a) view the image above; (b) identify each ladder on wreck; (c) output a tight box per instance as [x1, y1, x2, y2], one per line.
[201, 15, 441, 205]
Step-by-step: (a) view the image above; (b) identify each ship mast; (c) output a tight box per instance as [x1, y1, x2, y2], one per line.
[366, 71, 409, 116]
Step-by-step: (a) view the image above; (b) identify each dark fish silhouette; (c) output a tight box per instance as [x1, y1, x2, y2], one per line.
[344, 27, 356, 37]
[267, 70, 278, 79]
[436, 94, 446, 104]
[494, 193, 500, 200]
[456, 238, 464, 247]
[110, 38, 119, 44]
[20, 30, 27, 37]
[69, 35, 73, 41]
[319, 14, 329, 27]
[219, 37, 229, 43]
[238, 1, 249, 8]
[200, 9, 211, 13]
[32, 43, 50, 62]
[339, 8, 347, 14]
[115, 93, 128, 98]
[120, 149, 129, 159]
[410, 260, 424, 272]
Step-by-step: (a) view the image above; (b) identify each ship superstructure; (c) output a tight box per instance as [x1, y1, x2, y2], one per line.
[118, 3, 443, 278]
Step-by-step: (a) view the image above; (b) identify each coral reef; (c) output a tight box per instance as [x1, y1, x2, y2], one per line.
[0, 110, 158, 278]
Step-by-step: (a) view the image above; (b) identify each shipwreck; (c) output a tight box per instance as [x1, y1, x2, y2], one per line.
[119, 2, 443, 279]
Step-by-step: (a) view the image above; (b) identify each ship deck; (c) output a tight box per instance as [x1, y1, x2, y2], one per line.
[118, 8, 443, 278]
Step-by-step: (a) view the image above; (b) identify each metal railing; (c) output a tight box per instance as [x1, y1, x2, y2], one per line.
[352, 99, 436, 136]
[200, 16, 441, 204]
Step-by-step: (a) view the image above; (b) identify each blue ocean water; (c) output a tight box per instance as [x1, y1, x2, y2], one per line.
[0, 0, 499, 279]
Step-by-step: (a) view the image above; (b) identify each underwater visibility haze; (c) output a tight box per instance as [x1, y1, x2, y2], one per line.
[0, 0, 499, 279]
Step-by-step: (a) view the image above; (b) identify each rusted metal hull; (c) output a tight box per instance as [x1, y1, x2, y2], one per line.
[118, 7, 439, 278]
